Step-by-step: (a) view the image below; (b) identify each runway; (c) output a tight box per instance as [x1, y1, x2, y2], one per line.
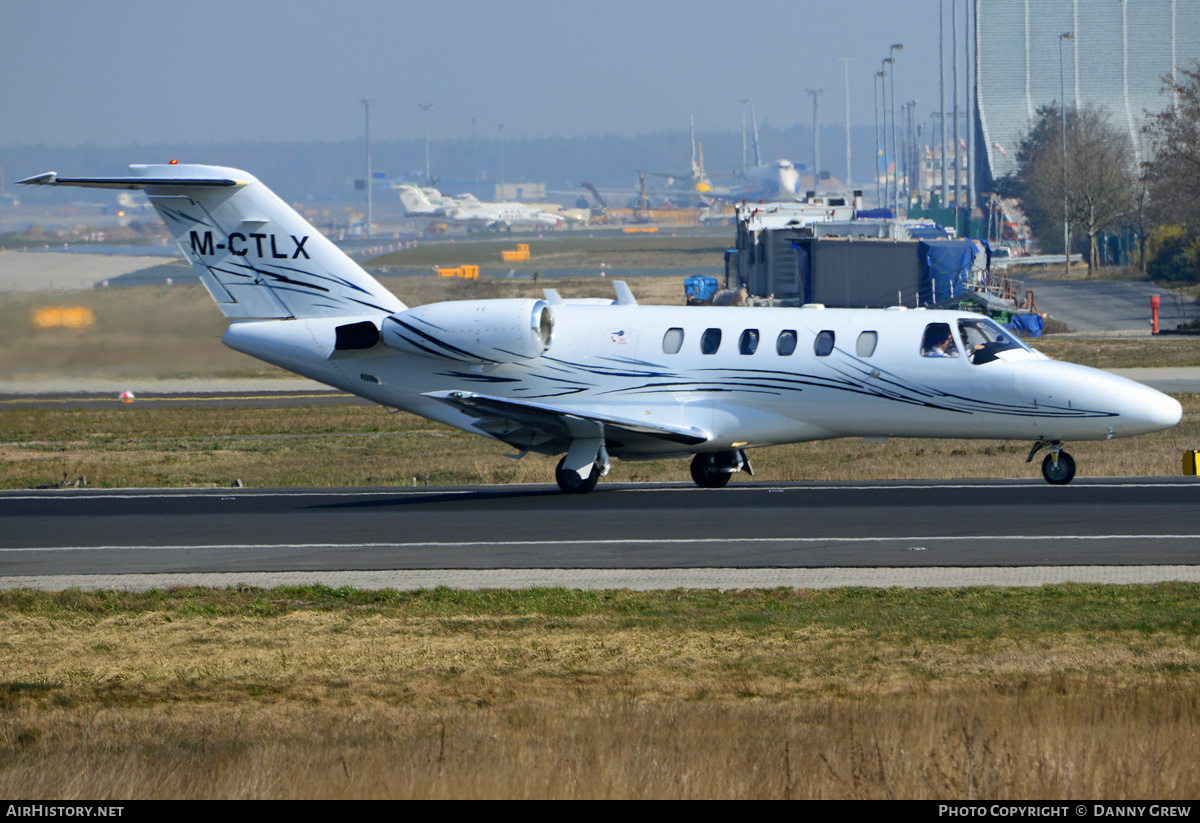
[2, 479, 1199, 591]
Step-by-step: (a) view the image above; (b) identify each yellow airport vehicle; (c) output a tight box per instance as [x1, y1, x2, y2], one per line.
[501, 243, 530, 262]
[437, 265, 480, 280]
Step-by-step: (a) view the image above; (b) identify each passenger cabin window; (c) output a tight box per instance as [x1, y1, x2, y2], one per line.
[739, 329, 760, 355]
[958, 317, 1029, 365]
[814, 330, 835, 357]
[921, 323, 960, 358]
[776, 330, 798, 356]
[662, 327, 684, 355]
[701, 328, 722, 355]
[856, 331, 878, 358]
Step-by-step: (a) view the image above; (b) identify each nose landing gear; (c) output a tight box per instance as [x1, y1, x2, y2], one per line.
[1027, 440, 1076, 485]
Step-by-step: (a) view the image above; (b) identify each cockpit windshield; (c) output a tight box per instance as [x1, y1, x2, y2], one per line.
[957, 317, 1030, 365]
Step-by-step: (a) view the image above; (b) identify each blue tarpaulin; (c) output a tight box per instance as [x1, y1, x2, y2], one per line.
[1005, 313, 1044, 337]
[919, 240, 976, 305]
[908, 225, 951, 240]
[857, 208, 894, 219]
[684, 275, 719, 303]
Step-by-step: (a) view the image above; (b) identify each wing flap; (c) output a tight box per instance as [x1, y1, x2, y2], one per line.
[423, 391, 709, 448]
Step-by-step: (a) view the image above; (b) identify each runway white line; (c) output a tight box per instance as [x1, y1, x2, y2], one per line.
[3, 534, 1199, 552]
[0, 480, 1196, 502]
[5, 566, 1200, 592]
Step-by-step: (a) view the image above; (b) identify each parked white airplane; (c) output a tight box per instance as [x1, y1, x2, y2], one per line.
[641, 110, 803, 203]
[21, 164, 1182, 492]
[397, 183, 563, 230]
[725, 105, 804, 201]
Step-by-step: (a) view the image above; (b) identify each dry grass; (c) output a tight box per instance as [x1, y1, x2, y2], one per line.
[2, 585, 1199, 798]
[5, 690, 1198, 799]
[1032, 336, 1200, 368]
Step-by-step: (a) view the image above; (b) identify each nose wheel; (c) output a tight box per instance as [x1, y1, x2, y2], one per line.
[1028, 440, 1076, 485]
[1041, 450, 1076, 484]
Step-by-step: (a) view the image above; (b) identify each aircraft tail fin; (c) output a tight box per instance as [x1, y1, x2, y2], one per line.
[397, 183, 440, 216]
[20, 165, 404, 320]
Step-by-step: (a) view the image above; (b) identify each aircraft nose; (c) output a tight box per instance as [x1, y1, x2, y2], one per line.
[1119, 380, 1182, 435]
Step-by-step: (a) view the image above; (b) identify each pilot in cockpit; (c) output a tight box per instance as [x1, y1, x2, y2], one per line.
[922, 324, 960, 358]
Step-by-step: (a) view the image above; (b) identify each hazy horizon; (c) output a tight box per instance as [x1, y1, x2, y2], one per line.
[3, 0, 958, 146]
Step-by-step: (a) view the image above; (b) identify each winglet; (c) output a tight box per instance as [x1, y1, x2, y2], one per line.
[17, 172, 58, 186]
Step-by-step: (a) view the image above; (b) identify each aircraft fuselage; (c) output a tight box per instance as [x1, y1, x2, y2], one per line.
[223, 303, 1181, 459]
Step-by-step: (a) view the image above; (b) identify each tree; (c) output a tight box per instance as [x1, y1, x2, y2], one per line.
[999, 104, 1134, 273]
[1144, 64, 1200, 233]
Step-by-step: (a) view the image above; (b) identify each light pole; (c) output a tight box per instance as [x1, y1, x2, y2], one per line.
[837, 58, 854, 189]
[874, 70, 885, 204]
[737, 98, 750, 175]
[1059, 32, 1074, 277]
[903, 100, 917, 207]
[806, 88, 824, 193]
[498, 123, 505, 198]
[889, 43, 903, 213]
[361, 97, 373, 240]
[882, 58, 894, 208]
[939, 0, 948, 207]
[418, 102, 433, 186]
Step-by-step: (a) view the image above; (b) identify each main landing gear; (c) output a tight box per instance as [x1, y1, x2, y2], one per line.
[690, 450, 754, 489]
[554, 449, 754, 494]
[555, 456, 600, 494]
[1027, 440, 1076, 485]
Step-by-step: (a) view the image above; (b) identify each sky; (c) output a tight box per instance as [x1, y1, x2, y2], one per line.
[1, 0, 964, 147]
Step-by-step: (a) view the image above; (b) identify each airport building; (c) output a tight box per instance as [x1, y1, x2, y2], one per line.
[975, 0, 1200, 192]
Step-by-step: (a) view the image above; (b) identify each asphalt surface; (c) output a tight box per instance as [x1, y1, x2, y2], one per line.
[2, 479, 1199, 590]
[1026, 275, 1179, 334]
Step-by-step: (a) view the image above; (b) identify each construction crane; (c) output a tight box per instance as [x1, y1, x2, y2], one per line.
[579, 182, 609, 222]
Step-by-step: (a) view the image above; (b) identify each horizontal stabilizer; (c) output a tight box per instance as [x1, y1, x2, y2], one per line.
[424, 390, 709, 447]
[18, 172, 241, 189]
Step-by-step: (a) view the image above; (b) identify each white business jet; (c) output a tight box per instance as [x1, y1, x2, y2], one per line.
[20, 164, 1182, 492]
[398, 183, 562, 230]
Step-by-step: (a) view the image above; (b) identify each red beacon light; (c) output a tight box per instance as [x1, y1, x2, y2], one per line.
[168, 159, 178, 165]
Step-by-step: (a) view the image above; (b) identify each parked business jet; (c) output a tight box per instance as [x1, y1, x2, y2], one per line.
[21, 164, 1181, 492]
[398, 183, 563, 231]
[446, 197, 564, 231]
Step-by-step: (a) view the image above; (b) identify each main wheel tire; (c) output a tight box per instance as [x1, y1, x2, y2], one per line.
[1041, 451, 1076, 485]
[555, 456, 600, 494]
[690, 453, 733, 489]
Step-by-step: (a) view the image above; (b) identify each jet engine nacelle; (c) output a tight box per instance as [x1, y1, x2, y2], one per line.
[381, 298, 553, 364]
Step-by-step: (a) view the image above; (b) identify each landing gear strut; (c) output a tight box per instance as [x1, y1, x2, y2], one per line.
[689, 450, 753, 489]
[1027, 440, 1076, 485]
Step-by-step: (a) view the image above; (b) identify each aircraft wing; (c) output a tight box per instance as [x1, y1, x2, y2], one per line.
[422, 390, 709, 452]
